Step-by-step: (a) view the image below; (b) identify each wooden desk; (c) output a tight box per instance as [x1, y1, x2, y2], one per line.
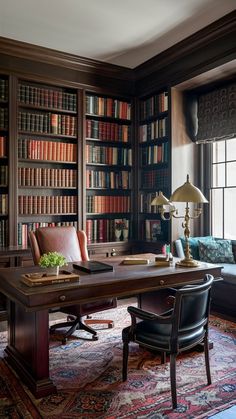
[0, 254, 222, 398]
[0, 246, 32, 321]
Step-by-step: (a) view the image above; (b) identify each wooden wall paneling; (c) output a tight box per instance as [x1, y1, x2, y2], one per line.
[8, 75, 18, 245]
[132, 96, 140, 241]
[171, 87, 199, 243]
[80, 89, 87, 231]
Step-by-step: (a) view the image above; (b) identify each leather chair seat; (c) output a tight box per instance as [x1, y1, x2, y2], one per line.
[122, 322, 205, 351]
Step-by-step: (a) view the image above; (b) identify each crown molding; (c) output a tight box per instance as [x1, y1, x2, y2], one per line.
[134, 11, 236, 81]
[0, 36, 134, 82]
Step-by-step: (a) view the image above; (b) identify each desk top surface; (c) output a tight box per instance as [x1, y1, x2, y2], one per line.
[0, 253, 222, 311]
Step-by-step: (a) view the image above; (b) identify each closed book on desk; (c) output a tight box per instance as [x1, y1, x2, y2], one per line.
[155, 260, 171, 267]
[73, 260, 113, 274]
[155, 256, 171, 267]
[123, 257, 150, 265]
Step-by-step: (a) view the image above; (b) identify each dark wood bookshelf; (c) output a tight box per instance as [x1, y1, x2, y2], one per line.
[85, 92, 132, 245]
[138, 88, 171, 246]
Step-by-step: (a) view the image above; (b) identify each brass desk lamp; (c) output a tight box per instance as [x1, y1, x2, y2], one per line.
[151, 175, 208, 267]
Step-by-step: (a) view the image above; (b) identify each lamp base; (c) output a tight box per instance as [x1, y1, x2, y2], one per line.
[176, 258, 199, 268]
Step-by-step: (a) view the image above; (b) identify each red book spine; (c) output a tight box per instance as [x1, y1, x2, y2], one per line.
[86, 219, 92, 244]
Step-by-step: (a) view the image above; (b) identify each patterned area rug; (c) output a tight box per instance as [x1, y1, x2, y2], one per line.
[0, 299, 235, 418]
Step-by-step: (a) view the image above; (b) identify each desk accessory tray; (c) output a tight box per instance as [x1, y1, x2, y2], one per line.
[21, 270, 80, 286]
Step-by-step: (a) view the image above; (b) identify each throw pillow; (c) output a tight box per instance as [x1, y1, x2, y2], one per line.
[180, 236, 214, 260]
[198, 239, 235, 264]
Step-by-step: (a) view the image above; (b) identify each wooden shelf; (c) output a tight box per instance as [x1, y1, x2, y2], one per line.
[18, 130, 77, 139]
[18, 102, 77, 114]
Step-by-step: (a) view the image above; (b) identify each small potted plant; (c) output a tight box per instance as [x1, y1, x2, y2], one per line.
[39, 251, 67, 276]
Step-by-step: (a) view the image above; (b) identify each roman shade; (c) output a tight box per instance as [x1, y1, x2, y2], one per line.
[186, 82, 236, 144]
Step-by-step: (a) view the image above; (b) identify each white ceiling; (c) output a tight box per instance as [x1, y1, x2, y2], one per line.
[0, 0, 235, 68]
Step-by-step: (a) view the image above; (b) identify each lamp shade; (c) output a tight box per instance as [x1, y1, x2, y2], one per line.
[151, 191, 170, 206]
[170, 175, 208, 203]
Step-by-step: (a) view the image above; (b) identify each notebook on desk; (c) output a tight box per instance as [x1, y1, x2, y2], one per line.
[73, 260, 114, 274]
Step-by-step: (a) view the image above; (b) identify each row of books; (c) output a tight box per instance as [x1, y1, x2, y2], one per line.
[86, 195, 130, 213]
[0, 108, 8, 129]
[0, 136, 7, 157]
[141, 142, 168, 166]
[139, 117, 167, 142]
[0, 194, 8, 214]
[18, 168, 77, 188]
[140, 91, 168, 120]
[18, 221, 78, 246]
[18, 138, 77, 162]
[18, 195, 77, 215]
[143, 219, 162, 241]
[0, 79, 8, 101]
[0, 166, 8, 186]
[0, 219, 8, 246]
[140, 193, 163, 213]
[86, 169, 131, 189]
[141, 168, 169, 189]
[86, 119, 130, 142]
[18, 84, 77, 112]
[18, 112, 77, 136]
[86, 95, 131, 120]
[86, 144, 132, 166]
[86, 218, 129, 244]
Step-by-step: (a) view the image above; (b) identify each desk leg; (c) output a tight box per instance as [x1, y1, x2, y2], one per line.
[5, 301, 56, 398]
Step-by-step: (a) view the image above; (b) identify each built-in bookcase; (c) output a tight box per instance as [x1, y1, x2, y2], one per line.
[85, 93, 132, 244]
[138, 89, 171, 245]
[0, 76, 9, 246]
[17, 81, 79, 245]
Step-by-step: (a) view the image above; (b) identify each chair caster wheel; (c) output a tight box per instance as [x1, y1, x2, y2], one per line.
[92, 335, 98, 341]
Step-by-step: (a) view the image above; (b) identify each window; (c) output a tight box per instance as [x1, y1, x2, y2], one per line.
[210, 137, 236, 239]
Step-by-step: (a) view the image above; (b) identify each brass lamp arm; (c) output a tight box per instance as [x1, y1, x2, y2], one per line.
[159, 207, 178, 221]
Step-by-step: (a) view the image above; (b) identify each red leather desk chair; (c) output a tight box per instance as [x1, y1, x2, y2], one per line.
[29, 226, 117, 344]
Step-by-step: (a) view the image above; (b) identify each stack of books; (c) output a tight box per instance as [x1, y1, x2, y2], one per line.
[123, 257, 150, 265]
[155, 255, 171, 267]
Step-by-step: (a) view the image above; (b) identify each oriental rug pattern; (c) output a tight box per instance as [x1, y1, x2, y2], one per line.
[0, 299, 235, 418]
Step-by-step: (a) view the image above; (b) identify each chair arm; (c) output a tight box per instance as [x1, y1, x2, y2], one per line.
[127, 306, 173, 323]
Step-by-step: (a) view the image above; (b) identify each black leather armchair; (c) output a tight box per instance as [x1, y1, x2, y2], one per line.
[122, 274, 214, 409]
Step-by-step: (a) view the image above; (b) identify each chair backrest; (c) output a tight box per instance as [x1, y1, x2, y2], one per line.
[171, 274, 214, 350]
[29, 226, 89, 265]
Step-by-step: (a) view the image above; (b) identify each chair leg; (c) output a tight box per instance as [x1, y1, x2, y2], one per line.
[170, 353, 177, 409]
[122, 341, 129, 381]
[84, 318, 114, 328]
[161, 352, 166, 364]
[50, 317, 98, 344]
[78, 320, 98, 339]
[204, 335, 211, 385]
